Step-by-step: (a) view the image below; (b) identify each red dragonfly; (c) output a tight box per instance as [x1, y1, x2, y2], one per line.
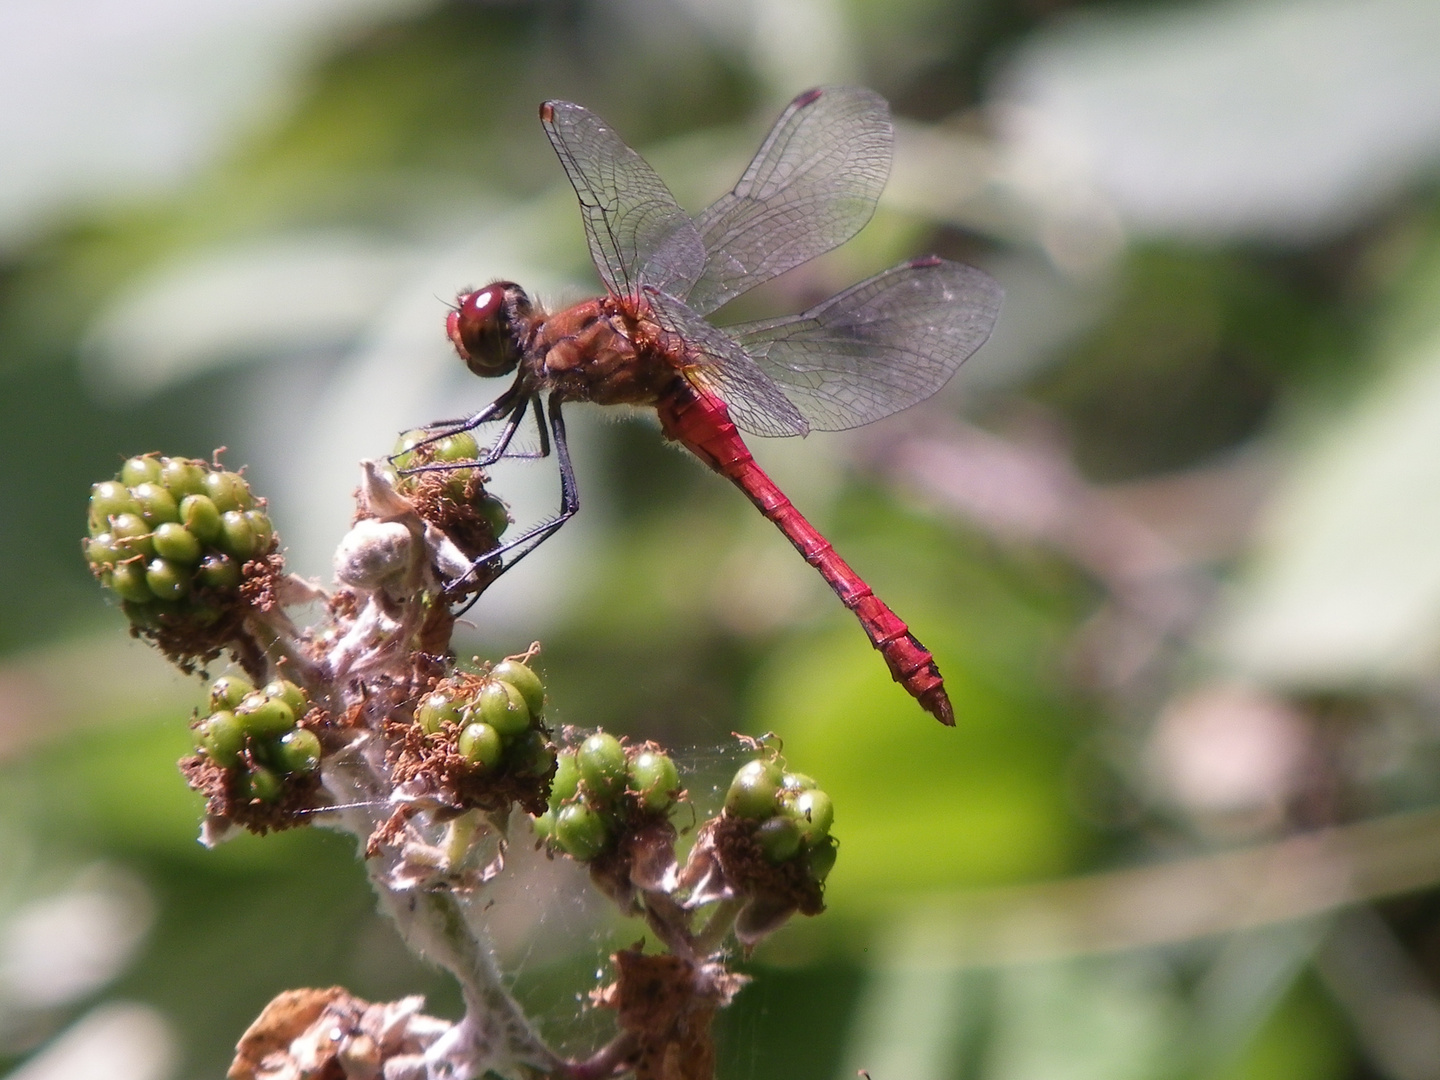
[430, 87, 1001, 725]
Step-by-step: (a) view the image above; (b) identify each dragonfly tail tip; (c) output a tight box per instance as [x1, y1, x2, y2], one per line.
[924, 688, 956, 727]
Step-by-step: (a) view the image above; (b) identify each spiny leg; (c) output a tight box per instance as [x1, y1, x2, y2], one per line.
[450, 394, 579, 613]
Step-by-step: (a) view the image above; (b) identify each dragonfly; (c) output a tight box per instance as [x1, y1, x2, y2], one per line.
[423, 87, 1002, 726]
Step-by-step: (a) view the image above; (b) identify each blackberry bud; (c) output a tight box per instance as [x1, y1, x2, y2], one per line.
[755, 815, 802, 863]
[577, 733, 626, 801]
[132, 483, 180, 526]
[415, 691, 462, 735]
[120, 456, 162, 488]
[272, 728, 322, 774]
[144, 558, 190, 601]
[725, 759, 782, 820]
[627, 750, 679, 812]
[196, 711, 245, 769]
[152, 523, 202, 564]
[204, 471, 252, 513]
[554, 803, 608, 860]
[458, 722, 503, 771]
[210, 675, 254, 711]
[477, 679, 529, 738]
[179, 495, 223, 544]
[159, 458, 207, 498]
[491, 659, 544, 716]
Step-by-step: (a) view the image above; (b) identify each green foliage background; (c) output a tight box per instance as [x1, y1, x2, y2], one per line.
[5, 1, 1440, 1078]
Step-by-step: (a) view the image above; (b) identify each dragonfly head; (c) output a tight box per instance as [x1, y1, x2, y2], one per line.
[447, 282, 531, 379]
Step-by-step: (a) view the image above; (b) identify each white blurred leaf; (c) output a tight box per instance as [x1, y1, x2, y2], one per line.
[83, 234, 426, 397]
[1213, 261, 1440, 686]
[0, 0, 435, 249]
[996, 0, 1440, 241]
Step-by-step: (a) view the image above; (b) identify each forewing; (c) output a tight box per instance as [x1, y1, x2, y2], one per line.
[541, 101, 706, 299]
[644, 289, 809, 438]
[729, 257, 1002, 431]
[685, 86, 892, 316]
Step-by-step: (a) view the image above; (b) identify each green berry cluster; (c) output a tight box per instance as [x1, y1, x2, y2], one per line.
[389, 429, 509, 540]
[534, 733, 682, 861]
[193, 675, 321, 803]
[417, 659, 552, 777]
[724, 759, 837, 881]
[84, 455, 274, 623]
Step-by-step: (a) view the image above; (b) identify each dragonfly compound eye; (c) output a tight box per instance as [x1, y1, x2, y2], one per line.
[448, 282, 526, 378]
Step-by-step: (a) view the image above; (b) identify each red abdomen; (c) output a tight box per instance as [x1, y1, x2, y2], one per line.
[657, 384, 955, 726]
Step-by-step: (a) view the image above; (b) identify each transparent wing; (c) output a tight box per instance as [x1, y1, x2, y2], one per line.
[540, 100, 706, 299]
[685, 86, 892, 316]
[644, 289, 809, 439]
[728, 257, 1003, 431]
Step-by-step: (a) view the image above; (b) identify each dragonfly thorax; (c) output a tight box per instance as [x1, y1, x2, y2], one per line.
[447, 282, 533, 379]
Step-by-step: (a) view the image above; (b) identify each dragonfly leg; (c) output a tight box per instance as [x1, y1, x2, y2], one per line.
[448, 394, 579, 613]
[389, 375, 527, 469]
[400, 397, 534, 477]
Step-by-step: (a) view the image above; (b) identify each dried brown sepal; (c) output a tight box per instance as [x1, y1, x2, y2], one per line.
[415, 595, 458, 658]
[228, 986, 448, 1080]
[178, 754, 321, 835]
[366, 805, 417, 859]
[694, 813, 824, 917]
[123, 542, 284, 681]
[379, 667, 553, 828]
[591, 949, 746, 1080]
[398, 447, 505, 595]
[585, 814, 679, 912]
[384, 712, 553, 820]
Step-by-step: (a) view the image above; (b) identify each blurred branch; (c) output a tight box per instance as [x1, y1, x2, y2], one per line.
[875, 804, 1440, 968]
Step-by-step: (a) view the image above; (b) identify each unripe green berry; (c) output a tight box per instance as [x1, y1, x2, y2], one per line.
[131, 483, 180, 526]
[458, 722, 503, 771]
[531, 809, 556, 840]
[219, 511, 257, 560]
[806, 838, 838, 882]
[477, 679, 530, 738]
[85, 534, 122, 567]
[196, 710, 245, 769]
[110, 513, 155, 559]
[152, 522, 202, 564]
[236, 694, 295, 739]
[549, 750, 580, 809]
[159, 458, 207, 498]
[204, 470, 252, 513]
[554, 803, 609, 860]
[391, 430, 424, 471]
[784, 788, 834, 846]
[577, 732, 626, 801]
[242, 765, 283, 803]
[120, 456, 162, 488]
[144, 557, 190, 602]
[263, 680, 309, 722]
[109, 563, 153, 604]
[432, 432, 479, 462]
[627, 750, 679, 812]
[781, 772, 818, 793]
[197, 553, 242, 591]
[416, 691, 462, 734]
[755, 815, 802, 863]
[507, 728, 555, 777]
[209, 675, 254, 711]
[179, 495, 223, 544]
[272, 728, 322, 774]
[725, 759, 783, 820]
[89, 481, 137, 529]
[477, 494, 510, 538]
[244, 510, 274, 551]
[491, 659, 544, 716]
